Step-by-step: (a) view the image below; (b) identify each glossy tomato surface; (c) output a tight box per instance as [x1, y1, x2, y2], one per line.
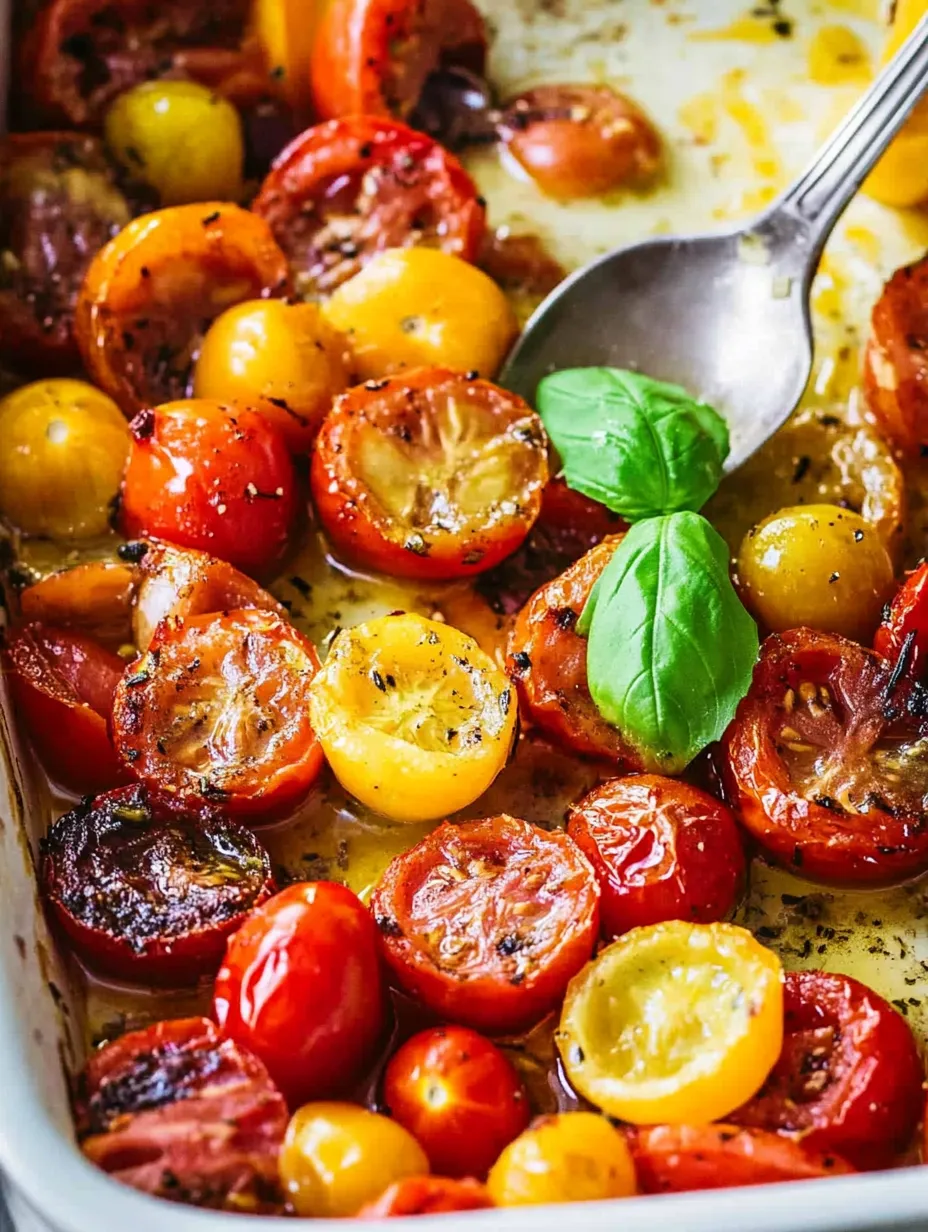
[214, 882, 386, 1107]
[41, 784, 275, 985]
[19, 560, 136, 649]
[568, 775, 745, 938]
[732, 970, 923, 1170]
[863, 253, 928, 454]
[112, 608, 322, 822]
[311, 368, 548, 579]
[121, 400, 297, 577]
[383, 1026, 530, 1177]
[358, 1176, 493, 1217]
[370, 815, 600, 1035]
[75, 1017, 288, 1209]
[723, 628, 928, 885]
[873, 561, 928, 682]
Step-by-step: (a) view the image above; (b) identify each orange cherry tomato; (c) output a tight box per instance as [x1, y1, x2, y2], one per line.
[358, 1176, 493, 1217]
[873, 561, 928, 682]
[112, 609, 323, 822]
[311, 368, 548, 580]
[383, 1026, 530, 1177]
[370, 815, 600, 1035]
[20, 560, 136, 649]
[863, 253, 928, 454]
[75, 204, 290, 417]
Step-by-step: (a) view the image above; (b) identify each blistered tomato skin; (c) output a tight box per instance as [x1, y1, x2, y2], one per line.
[214, 883, 385, 1109]
[732, 970, 923, 1170]
[873, 561, 928, 680]
[371, 815, 600, 1035]
[864, 254, 928, 454]
[358, 1176, 493, 1217]
[120, 399, 297, 578]
[568, 775, 745, 938]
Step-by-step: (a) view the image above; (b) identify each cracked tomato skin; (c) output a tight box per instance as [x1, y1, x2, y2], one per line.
[731, 970, 923, 1171]
[41, 784, 275, 985]
[873, 561, 928, 683]
[75, 1017, 288, 1209]
[358, 1176, 493, 1217]
[863, 254, 928, 455]
[722, 628, 928, 887]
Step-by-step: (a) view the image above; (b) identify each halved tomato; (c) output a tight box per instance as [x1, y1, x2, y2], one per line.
[20, 560, 136, 649]
[75, 1017, 288, 1209]
[112, 608, 323, 821]
[311, 368, 547, 579]
[252, 117, 485, 295]
[41, 783, 274, 984]
[873, 562, 928, 682]
[310, 0, 486, 121]
[370, 815, 600, 1035]
[732, 970, 923, 1171]
[722, 628, 928, 886]
[75, 204, 290, 416]
[358, 1176, 493, 1217]
[863, 253, 928, 454]
[5, 623, 128, 795]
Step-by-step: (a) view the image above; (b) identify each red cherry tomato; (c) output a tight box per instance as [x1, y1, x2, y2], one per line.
[629, 1124, 853, 1194]
[310, 0, 486, 121]
[311, 368, 548, 580]
[358, 1176, 493, 1217]
[120, 400, 297, 578]
[567, 775, 745, 939]
[863, 253, 928, 454]
[478, 229, 566, 305]
[5, 623, 127, 795]
[213, 882, 386, 1107]
[41, 784, 275, 985]
[722, 628, 928, 886]
[75, 1017, 288, 1209]
[20, 560, 136, 649]
[370, 815, 600, 1036]
[873, 561, 928, 682]
[112, 608, 323, 822]
[383, 1026, 530, 1177]
[732, 970, 923, 1170]
[252, 117, 485, 295]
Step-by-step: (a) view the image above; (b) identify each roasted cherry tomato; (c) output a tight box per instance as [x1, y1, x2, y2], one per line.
[629, 1124, 853, 1193]
[0, 132, 130, 374]
[252, 117, 485, 295]
[6, 623, 127, 795]
[371, 815, 600, 1035]
[567, 775, 745, 939]
[113, 608, 322, 822]
[20, 560, 136, 649]
[214, 883, 385, 1107]
[312, 369, 547, 579]
[75, 204, 290, 416]
[310, 0, 486, 121]
[252, 0, 319, 112]
[478, 228, 566, 321]
[358, 1176, 492, 1217]
[873, 561, 928, 681]
[41, 784, 274, 985]
[732, 970, 923, 1171]
[558, 921, 784, 1125]
[863, 253, 928, 454]
[722, 628, 928, 886]
[501, 85, 662, 200]
[120, 400, 297, 577]
[506, 539, 641, 765]
[75, 1017, 287, 1209]
[383, 1026, 530, 1178]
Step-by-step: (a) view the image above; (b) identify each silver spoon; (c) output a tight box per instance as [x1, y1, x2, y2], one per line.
[501, 16, 928, 472]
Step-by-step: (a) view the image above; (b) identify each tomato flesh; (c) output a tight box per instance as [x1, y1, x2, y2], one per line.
[358, 1176, 493, 1217]
[863, 253, 928, 454]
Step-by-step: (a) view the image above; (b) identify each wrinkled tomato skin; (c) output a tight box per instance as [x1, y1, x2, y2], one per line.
[75, 1017, 288, 1209]
[358, 1176, 493, 1217]
[370, 816, 600, 1036]
[214, 882, 386, 1109]
[732, 971, 923, 1170]
[5, 623, 128, 795]
[383, 1026, 530, 1177]
[722, 628, 928, 886]
[628, 1124, 853, 1194]
[121, 400, 298, 578]
[873, 562, 928, 681]
[41, 784, 275, 985]
[863, 255, 928, 455]
[568, 775, 745, 939]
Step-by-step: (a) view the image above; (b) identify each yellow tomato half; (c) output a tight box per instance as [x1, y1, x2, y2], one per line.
[864, 0, 928, 207]
[322, 248, 518, 382]
[557, 920, 783, 1125]
[308, 613, 517, 823]
[252, 0, 320, 111]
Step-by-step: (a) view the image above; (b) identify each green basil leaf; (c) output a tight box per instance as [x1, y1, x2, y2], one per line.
[584, 510, 757, 773]
[536, 367, 730, 521]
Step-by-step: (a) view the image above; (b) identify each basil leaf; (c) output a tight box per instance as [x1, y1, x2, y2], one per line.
[536, 367, 730, 521]
[583, 510, 757, 772]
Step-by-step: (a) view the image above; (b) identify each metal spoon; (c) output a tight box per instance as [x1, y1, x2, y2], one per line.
[501, 16, 928, 472]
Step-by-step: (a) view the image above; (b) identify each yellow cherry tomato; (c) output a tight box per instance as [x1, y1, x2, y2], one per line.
[864, 0, 928, 207]
[487, 1113, 637, 1207]
[322, 248, 518, 381]
[279, 1102, 429, 1218]
[253, 0, 320, 110]
[736, 504, 895, 642]
[193, 298, 350, 451]
[0, 379, 130, 539]
[104, 81, 244, 206]
[557, 921, 783, 1125]
[309, 613, 517, 823]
